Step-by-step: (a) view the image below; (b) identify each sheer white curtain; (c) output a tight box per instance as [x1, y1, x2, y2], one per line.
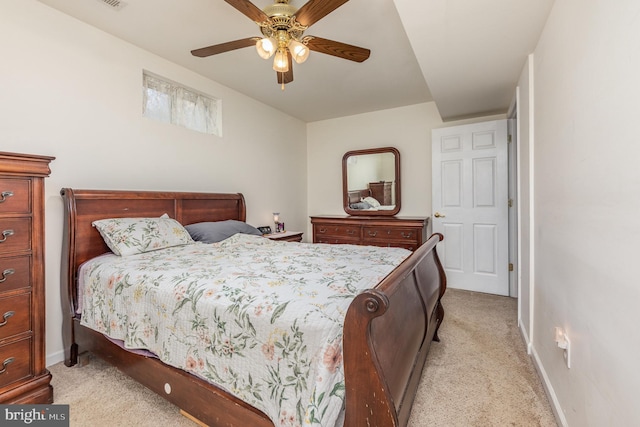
[143, 72, 221, 136]
[142, 74, 172, 123]
[173, 87, 218, 134]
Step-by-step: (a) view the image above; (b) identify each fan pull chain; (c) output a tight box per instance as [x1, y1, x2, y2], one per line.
[281, 71, 285, 91]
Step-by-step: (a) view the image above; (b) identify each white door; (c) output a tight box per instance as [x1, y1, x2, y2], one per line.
[432, 120, 509, 296]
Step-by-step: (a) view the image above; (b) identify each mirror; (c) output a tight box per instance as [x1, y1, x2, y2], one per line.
[342, 147, 401, 216]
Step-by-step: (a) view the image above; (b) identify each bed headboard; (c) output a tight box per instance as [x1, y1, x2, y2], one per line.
[60, 188, 246, 316]
[348, 189, 371, 204]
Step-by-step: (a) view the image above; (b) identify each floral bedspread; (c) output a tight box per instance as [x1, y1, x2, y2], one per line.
[79, 234, 410, 427]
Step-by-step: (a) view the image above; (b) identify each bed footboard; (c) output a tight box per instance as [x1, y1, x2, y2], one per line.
[343, 233, 446, 427]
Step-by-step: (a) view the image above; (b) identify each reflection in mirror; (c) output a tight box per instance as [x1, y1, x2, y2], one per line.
[342, 147, 400, 216]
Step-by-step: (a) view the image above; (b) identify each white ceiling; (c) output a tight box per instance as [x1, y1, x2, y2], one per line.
[36, 0, 554, 122]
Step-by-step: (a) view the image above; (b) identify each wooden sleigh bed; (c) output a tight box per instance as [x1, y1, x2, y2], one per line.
[60, 188, 446, 427]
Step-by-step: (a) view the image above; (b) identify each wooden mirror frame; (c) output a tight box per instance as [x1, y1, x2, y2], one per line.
[342, 147, 401, 216]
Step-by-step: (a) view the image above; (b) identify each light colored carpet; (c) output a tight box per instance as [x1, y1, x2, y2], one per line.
[407, 289, 557, 427]
[48, 289, 557, 426]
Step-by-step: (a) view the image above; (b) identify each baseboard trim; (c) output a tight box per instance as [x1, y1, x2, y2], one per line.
[47, 349, 66, 367]
[530, 346, 568, 427]
[518, 321, 532, 354]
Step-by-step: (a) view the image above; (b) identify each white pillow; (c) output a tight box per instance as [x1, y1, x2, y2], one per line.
[362, 196, 381, 208]
[92, 215, 194, 256]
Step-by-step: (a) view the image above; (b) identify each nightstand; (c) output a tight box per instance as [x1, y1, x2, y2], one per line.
[263, 231, 303, 242]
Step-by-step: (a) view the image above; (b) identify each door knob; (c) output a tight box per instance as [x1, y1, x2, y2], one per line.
[434, 212, 446, 218]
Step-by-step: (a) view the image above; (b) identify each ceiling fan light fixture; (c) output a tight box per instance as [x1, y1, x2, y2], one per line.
[256, 37, 277, 59]
[273, 49, 289, 72]
[191, 0, 371, 88]
[288, 40, 310, 64]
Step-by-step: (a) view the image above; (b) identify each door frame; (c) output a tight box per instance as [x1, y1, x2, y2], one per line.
[508, 97, 519, 298]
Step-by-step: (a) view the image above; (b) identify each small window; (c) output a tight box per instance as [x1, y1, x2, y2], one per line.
[142, 71, 222, 136]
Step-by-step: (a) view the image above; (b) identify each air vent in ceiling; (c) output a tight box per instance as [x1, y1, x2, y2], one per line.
[96, 0, 127, 10]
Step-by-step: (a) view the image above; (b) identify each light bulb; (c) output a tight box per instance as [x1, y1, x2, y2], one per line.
[256, 37, 276, 59]
[273, 49, 289, 72]
[288, 40, 309, 64]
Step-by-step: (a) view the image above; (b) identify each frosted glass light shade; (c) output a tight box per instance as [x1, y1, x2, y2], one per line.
[256, 38, 276, 59]
[273, 50, 289, 72]
[288, 40, 310, 64]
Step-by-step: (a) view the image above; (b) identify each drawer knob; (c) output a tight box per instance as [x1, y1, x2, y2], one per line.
[401, 231, 414, 239]
[319, 228, 327, 234]
[368, 231, 378, 237]
[347, 229, 356, 235]
[0, 191, 13, 203]
[0, 229, 14, 243]
[0, 357, 14, 375]
[0, 311, 14, 327]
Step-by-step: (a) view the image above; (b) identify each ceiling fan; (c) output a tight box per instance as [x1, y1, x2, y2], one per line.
[191, 0, 371, 88]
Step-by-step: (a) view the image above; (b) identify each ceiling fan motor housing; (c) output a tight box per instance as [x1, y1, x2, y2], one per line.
[260, 1, 307, 42]
[263, 0, 296, 19]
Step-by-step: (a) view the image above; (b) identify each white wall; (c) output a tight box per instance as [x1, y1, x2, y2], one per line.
[1, 1, 307, 366]
[531, 0, 640, 425]
[307, 102, 505, 237]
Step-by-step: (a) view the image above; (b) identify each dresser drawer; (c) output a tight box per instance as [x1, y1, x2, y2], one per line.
[315, 237, 361, 245]
[0, 218, 31, 253]
[0, 338, 32, 388]
[0, 293, 30, 340]
[0, 256, 30, 294]
[365, 240, 419, 251]
[0, 179, 31, 215]
[363, 226, 419, 243]
[313, 224, 360, 240]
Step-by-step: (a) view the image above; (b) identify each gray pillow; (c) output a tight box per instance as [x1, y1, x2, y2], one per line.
[185, 220, 262, 243]
[350, 201, 373, 210]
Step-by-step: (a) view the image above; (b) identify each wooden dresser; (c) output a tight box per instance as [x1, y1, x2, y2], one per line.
[310, 215, 429, 251]
[0, 152, 54, 404]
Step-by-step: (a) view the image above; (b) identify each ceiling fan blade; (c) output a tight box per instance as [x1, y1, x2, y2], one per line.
[294, 0, 349, 27]
[277, 53, 294, 84]
[305, 37, 370, 62]
[224, 0, 269, 23]
[191, 38, 258, 57]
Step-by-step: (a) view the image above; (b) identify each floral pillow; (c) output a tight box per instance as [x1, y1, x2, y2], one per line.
[92, 214, 194, 256]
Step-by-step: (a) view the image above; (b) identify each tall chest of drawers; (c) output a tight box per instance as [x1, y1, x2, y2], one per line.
[311, 215, 429, 251]
[368, 182, 392, 205]
[0, 152, 54, 404]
